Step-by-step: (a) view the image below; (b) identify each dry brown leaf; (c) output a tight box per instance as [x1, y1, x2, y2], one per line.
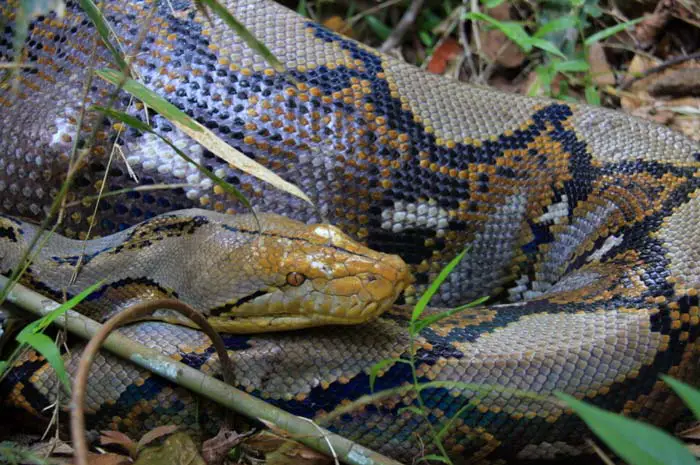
[633, 1, 673, 47]
[680, 423, 700, 440]
[619, 54, 700, 138]
[201, 427, 250, 465]
[244, 431, 331, 465]
[87, 452, 132, 465]
[322, 16, 353, 38]
[488, 75, 521, 94]
[671, 112, 700, 141]
[426, 38, 463, 75]
[588, 42, 615, 87]
[620, 54, 660, 110]
[648, 68, 700, 97]
[100, 431, 137, 458]
[29, 438, 74, 457]
[137, 425, 178, 450]
[630, 105, 675, 124]
[477, 3, 526, 69]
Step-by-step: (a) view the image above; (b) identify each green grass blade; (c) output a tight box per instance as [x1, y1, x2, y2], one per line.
[296, 0, 307, 17]
[364, 15, 392, 41]
[96, 69, 201, 131]
[661, 376, 700, 420]
[534, 15, 577, 39]
[369, 358, 409, 392]
[24, 280, 104, 333]
[194, 0, 285, 73]
[410, 249, 468, 324]
[556, 393, 696, 465]
[93, 106, 251, 209]
[463, 12, 533, 52]
[78, 0, 128, 71]
[553, 59, 589, 73]
[2, 281, 103, 391]
[94, 71, 313, 205]
[529, 38, 566, 59]
[398, 406, 426, 417]
[15, 332, 71, 392]
[585, 84, 601, 105]
[584, 17, 644, 45]
[413, 295, 489, 334]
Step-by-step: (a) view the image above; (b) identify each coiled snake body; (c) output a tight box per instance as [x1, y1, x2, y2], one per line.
[1, 0, 700, 462]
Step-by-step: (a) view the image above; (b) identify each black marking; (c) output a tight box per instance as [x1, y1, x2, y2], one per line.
[367, 228, 435, 264]
[0, 224, 19, 242]
[218, 223, 376, 261]
[210, 290, 269, 316]
[85, 277, 179, 303]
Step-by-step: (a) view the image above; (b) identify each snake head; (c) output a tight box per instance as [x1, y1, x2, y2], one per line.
[201, 212, 413, 333]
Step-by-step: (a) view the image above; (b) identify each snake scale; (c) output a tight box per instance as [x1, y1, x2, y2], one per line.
[1, 0, 700, 462]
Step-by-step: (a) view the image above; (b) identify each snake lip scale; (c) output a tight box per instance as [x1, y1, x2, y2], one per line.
[1, 0, 700, 463]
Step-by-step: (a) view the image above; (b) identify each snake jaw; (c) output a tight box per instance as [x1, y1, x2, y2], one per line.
[201, 215, 413, 332]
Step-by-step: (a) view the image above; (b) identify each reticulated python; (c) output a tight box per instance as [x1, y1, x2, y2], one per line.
[1, 0, 700, 463]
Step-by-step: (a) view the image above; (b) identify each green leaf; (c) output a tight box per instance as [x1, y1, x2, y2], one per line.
[296, 0, 307, 17]
[0, 361, 7, 374]
[368, 358, 408, 392]
[398, 406, 426, 417]
[16, 332, 71, 393]
[78, 0, 128, 71]
[433, 400, 478, 446]
[17, 281, 104, 339]
[413, 296, 489, 334]
[553, 59, 589, 73]
[584, 84, 601, 105]
[464, 12, 533, 51]
[584, 17, 644, 45]
[28, 281, 104, 334]
[481, 0, 505, 7]
[530, 38, 566, 58]
[8, 281, 103, 398]
[194, 0, 285, 73]
[534, 16, 578, 38]
[96, 69, 201, 132]
[556, 393, 696, 465]
[584, 3, 604, 18]
[411, 249, 468, 325]
[364, 16, 392, 41]
[662, 376, 700, 420]
[416, 454, 451, 464]
[420, 10, 442, 31]
[93, 106, 251, 209]
[419, 31, 435, 47]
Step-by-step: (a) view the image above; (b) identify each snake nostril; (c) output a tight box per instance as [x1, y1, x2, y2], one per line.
[367, 275, 377, 282]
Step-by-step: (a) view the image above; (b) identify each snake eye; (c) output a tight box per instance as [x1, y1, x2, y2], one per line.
[286, 272, 306, 287]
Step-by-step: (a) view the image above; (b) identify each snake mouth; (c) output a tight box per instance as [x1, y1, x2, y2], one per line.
[202, 269, 410, 333]
[209, 290, 270, 316]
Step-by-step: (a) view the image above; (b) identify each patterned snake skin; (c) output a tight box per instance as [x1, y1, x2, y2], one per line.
[2, 0, 700, 462]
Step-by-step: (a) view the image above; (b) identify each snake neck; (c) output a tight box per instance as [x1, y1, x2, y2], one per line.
[0, 210, 412, 332]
